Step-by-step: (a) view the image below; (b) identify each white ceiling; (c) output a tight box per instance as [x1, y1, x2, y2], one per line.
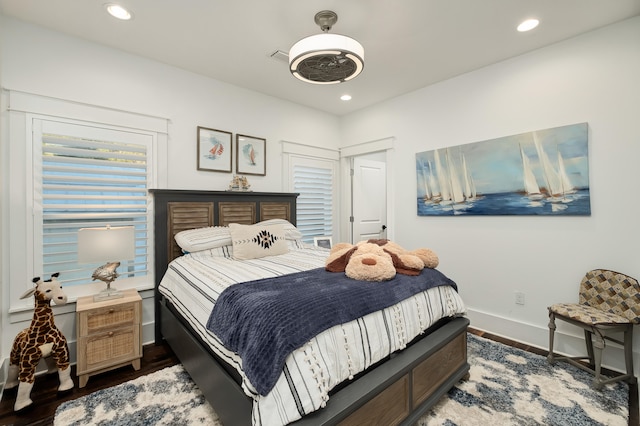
[1, 0, 639, 116]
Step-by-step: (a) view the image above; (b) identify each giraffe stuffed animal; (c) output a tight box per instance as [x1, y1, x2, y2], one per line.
[5, 273, 74, 411]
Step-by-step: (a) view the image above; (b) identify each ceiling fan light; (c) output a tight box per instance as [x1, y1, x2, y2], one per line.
[289, 33, 364, 84]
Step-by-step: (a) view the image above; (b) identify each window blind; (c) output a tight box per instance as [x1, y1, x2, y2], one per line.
[38, 131, 149, 286]
[293, 164, 333, 243]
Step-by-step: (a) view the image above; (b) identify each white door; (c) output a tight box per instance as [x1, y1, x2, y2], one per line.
[352, 158, 387, 242]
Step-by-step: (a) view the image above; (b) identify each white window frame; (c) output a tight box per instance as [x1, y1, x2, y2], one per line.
[3, 90, 168, 312]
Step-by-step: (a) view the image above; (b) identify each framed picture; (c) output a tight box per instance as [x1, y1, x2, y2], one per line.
[197, 126, 232, 172]
[314, 236, 333, 249]
[415, 122, 590, 216]
[236, 134, 266, 176]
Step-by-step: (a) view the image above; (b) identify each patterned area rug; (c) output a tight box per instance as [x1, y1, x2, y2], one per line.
[54, 365, 220, 425]
[54, 334, 629, 425]
[421, 334, 629, 426]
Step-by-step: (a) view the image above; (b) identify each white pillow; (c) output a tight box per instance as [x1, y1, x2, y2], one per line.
[187, 245, 233, 259]
[174, 226, 232, 253]
[229, 223, 288, 260]
[256, 219, 303, 241]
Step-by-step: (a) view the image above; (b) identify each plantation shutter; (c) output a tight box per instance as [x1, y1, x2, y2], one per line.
[35, 119, 151, 287]
[293, 162, 334, 243]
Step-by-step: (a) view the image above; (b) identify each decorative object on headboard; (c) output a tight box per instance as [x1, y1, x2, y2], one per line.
[227, 175, 251, 191]
[197, 126, 233, 173]
[236, 134, 266, 176]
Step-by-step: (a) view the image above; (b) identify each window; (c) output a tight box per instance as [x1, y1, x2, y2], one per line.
[293, 161, 334, 243]
[282, 141, 339, 244]
[4, 90, 167, 309]
[33, 119, 153, 287]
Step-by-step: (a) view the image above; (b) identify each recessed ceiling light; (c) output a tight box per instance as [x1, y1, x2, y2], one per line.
[105, 3, 133, 20]
[517, 19, 539, 32]
[340, 94, 352, 101]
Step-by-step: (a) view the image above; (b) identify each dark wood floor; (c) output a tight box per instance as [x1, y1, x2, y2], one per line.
[1, 329, 637, 426]
[0, 342, 179, 426]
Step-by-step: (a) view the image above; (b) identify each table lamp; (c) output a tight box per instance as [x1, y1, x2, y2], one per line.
[78, 225, 135, 301]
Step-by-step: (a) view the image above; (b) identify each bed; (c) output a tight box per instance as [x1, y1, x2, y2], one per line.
[151, 189, 470, 426]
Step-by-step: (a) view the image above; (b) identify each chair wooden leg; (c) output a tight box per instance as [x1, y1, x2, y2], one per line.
[584, 329, 595, 367]
[547, 311, 556, 364]
[592, 331, 605, 390]
[624, 327, 637, 384]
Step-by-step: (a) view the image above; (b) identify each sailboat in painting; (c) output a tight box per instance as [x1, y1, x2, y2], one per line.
[419, 160, 432, 202]
[445, 149, 465, 205]
[241, 143, 257, 166]
[533, 133, 574, 200]
[462, 154, 479, 201]
[434, 150, 451, 204]
[532, 133, 578, 210]
[419, 148, 480, 213]
[557, 149, 576, 196]
[249, 145, 256, 165]
[519, 144, 544, 201]
[208, 142, 224, 159]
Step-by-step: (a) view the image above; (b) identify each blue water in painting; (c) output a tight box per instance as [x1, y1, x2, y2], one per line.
[417, 189, 591, 216]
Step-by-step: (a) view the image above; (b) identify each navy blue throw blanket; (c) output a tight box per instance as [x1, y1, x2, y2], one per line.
[206, 267, 457, 396]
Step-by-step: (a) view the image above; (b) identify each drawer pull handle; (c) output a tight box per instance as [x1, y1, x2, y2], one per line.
[109, 308, 115, 313]
[108, 332, 114, 337]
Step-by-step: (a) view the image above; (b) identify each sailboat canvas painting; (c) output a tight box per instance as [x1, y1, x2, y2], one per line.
[415, 123, 590, 216]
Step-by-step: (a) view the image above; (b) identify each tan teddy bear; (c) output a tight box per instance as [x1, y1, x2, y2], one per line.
[345, 242, 397, 281]
[325, 241, 396, 281]
[368, 239, 439, 271]
[325, 239, 438, 281]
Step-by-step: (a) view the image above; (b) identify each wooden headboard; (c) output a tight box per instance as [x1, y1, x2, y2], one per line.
[150, 189, 298, 276]
[150, 189, 299, 339]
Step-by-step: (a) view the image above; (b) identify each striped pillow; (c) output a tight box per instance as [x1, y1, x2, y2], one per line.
[174, 226, 232, 253]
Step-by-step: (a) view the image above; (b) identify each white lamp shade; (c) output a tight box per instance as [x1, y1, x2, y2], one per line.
[78, 226, 135, 263]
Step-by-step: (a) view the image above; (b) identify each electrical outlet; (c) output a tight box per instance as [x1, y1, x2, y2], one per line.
[515, 291, 525, 305]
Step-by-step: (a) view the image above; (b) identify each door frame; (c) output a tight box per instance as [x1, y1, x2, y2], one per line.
[339, 137, 395, 243]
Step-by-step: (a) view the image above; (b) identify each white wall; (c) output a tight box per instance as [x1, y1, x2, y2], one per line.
[0, 16, 340, 361]
[341, 16, 640, 372]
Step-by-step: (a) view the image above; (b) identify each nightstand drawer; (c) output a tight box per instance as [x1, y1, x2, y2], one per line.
[81, 326, 140, 368]
[79, 301, 139, 335]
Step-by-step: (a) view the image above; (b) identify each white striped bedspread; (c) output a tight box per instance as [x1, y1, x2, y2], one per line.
[158, 242, 467, 426]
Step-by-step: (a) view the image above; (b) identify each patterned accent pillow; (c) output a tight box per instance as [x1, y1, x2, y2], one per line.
[174, 226, 232, 253]
[229, 223, 288, 260]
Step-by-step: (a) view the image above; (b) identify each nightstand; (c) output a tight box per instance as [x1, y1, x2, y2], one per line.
[76, 288, 142, 388]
